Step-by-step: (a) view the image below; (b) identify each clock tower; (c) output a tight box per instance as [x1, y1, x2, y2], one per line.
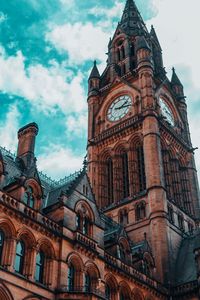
[87, 0, 200, 283]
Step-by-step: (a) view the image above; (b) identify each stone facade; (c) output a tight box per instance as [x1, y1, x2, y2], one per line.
[0, 0, 200, 299]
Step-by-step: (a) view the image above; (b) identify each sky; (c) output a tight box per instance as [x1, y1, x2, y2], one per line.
[0, 0, 199, 181]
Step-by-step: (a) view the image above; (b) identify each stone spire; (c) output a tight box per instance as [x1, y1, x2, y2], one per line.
[89, 60, 100, 79]
[150, 25, 161, 50]
[171, 67, 183, 87]
[119, 0, 148, 36]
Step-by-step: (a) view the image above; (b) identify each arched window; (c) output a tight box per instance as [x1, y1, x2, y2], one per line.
[121, 46, 125, 59]
[23, 186, 35, 208]
[85, 272, 91, 292]
[68, 264, 75, 291]
[76, 213, 82, 231]
[122, 153, 129, 198]
[107, 158, 114, 205]
[119, 244, 126, 262]
[137, 146, 146, 192]
[136, 202, 146, 221]
[83, 217, 90, 235]
[117, 48, 121, 61]
[35, 251, 45, 283]
[14, 241, 25, 274]
[0, 230, 4, 264]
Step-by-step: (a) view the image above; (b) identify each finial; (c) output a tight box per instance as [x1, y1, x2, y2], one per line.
[172, 67, 175, 73]
[94, 60, 97, 66]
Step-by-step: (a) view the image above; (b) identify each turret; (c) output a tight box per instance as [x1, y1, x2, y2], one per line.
[171, 67, 184, 98]
[150, 25, 165, 79]
[16, 122, 38, 170]
[87, 61, 100, 141]
[88, 60, 100, 96]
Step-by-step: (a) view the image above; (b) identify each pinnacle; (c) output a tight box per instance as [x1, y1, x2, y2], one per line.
[171, 67, 183, 87]
[89, 60, 100, 79]
[150, 25, 161, 50]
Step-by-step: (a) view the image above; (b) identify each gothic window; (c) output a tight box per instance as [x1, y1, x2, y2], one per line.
[107, 158, 114, 204]
[14, 240, 25, 274]
[162, 150, 173, 199]
[23, 186, 35, 208]
[122, 153, 129, 198]
[0, 230, 4, 264]
[136, 202, 146, 221]
[180, 167, 192, 214]
[35, 251, 45, 283]
[76, 213, 82, 231]
[117, 48, 121, 61]
[119, 209, 129, 225]
[137, 146, 146, 192]
[76, 208, 92, 237]
[85, 272, 91, 292]
[68, 264, 75, 291]
[178, 214, 184, 231]
[121, 46, 125, 59]
[119, 244, 126, 262]
[170, 159, 182, 207]
[83, 217, 90, 235]
[168, 205, 174, 224]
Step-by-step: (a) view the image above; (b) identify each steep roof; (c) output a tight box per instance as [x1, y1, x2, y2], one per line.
[119, 0, 148, 36]
[89, 60, 100, 79]
[174, 231, 200, 285]
[171, 67, 183, 87]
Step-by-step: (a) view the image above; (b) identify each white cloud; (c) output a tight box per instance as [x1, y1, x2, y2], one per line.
[0, 46, 86, 115]
[46, 22, 109, 64]
[148, 0, 200, 179]
[148, 0, 200, 90]
[66, 112, 88, 138]
[90, 1, 124, 19]
[0, 104, 20, 152]
[0, 12, 7, 24]
[37, 144, 84, 179]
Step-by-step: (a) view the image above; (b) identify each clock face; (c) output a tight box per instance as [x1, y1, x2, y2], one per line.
[159, 98, 175, 127]
[107, 95, 132, 122]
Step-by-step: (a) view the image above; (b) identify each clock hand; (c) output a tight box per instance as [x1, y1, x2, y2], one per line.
[115, 104, 131, 110]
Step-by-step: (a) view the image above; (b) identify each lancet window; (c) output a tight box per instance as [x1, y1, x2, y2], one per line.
[162, 149, 192, 214]
[0, 230, 4, 264]
[14, 240, 25, 274]
[122, 152, 129, 198]
[35, 251, 45, 283]
[107, 158, 114, 205]
[137, 146, 146, 192]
